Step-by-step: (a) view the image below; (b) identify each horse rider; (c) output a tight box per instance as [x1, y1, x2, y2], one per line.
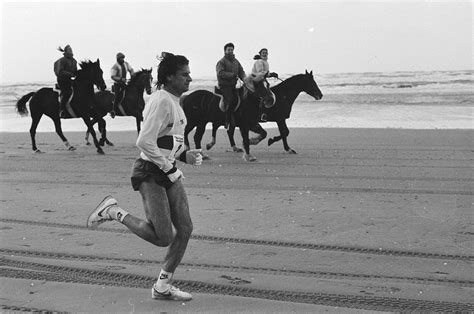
[251, 48, 278, 121]
[110, 52, 135, 117]
[216, 42, 246, 129]
[54, 45, 78, 118]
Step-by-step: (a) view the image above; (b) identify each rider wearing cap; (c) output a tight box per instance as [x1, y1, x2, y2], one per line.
[110, 52, 135, 117]
[54, 45, 78, 118]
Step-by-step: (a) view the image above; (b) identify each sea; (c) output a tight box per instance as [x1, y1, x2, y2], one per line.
[0, 70, 472, 132]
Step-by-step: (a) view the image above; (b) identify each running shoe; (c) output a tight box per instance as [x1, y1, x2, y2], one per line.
[86, 195, 117, 228]
[152, 284, 192, 301]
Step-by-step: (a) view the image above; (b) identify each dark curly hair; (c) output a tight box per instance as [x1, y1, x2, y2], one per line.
[156, 52, 189, 87]
[224, 42, 234, 51]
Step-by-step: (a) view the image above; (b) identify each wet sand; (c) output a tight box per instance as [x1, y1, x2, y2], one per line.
[0, 128, 473, 312]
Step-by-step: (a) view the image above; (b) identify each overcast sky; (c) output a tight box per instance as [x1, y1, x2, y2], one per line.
[1, 0, 472, 84]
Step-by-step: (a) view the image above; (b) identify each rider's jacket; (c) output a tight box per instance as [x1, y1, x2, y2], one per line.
[111, 62, 134, 84]
[54, 56, 78, 82]
[216, 55, 246, 88]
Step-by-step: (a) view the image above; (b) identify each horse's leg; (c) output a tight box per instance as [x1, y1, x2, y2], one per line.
[184, 123, 195, 150]
[194, 124, 206, 150]
[85, 118, 97, 146]
[52, 117, 75, 151]
[240, 126, 256, 162]
[205, 123, 218, 151]
[136, 116, 141, 135]
[85, 129, 91, 146]
[193, 123, 211, 160]
[268, 120, 283, 146]
[249, 122, 267, 145]
[29, 113, 43, 153]
[98, 118, 113, 146]
[82, 117, 104, 154]
[227, 125, 243, 152]
[277, 120, 295, 154]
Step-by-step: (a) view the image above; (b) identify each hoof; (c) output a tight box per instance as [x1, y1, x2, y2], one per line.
[34, 149, 44, 154]
[106, 141, 114, 146]
[243, 154, 257, 162]
[286, 149, 297, 154]
[206, 143, 214, 150]
[202, 153, 211, 160]
[86, 142, 91, 146]
[232, 146, 243, 153]
[99, 139, 105, 147]
[67, 146, 76, 151]
[268, 138, 275, 146]
[97, 148, 105, 155]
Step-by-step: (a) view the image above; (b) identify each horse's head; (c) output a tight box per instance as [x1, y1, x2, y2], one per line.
[80, 59, 106, 91]
[302, 70, 323, 100]
[131, 68, 153, 95]
[92, 59, 107, 91]
[252, 75, 275, 108]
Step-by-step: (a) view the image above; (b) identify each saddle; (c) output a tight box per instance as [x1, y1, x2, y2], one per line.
[244, 75, 276, 109]
[55, 84, 77, 118]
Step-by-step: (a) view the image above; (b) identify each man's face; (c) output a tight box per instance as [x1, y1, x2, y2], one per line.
[65, 47, 73, 57]
[168, 65, 192, 95]
[225, 46, 234, 57]
[117, 57, 125, 64]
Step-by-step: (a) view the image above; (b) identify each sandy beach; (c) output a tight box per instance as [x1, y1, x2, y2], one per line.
[0, 127, 473, 312]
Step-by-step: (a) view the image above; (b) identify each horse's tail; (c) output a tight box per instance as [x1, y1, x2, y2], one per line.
[16, 92, 36, 116]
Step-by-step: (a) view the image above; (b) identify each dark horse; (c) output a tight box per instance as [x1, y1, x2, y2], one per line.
[185, 70, 323, 156]
[85, 68, 153, 146]
[16, 59, 107, 154]
[181, 78, 274, 162]
[261, 70, 323, 153]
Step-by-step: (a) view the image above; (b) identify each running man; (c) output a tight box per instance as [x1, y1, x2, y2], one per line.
[87, 52, 202, 301]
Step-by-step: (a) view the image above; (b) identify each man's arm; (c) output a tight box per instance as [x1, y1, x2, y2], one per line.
[216, 60, 236, 80]
[58, 59, 76, 78]
[238, 62, 246, 80]
[127, 62, 135, 76]
[110, 64, 124, 83]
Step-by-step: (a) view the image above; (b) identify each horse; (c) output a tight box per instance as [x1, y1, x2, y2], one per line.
[181, 77, 274, 162]
[197, 70, 323, 155]
[85, 68, 153, 146]
[262, 70, 323, 153]
[16, 59, 107, 154]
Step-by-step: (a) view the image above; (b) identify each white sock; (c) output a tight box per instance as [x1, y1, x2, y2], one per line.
[108, 205, 129, 223]
[155, 269, 173, 291]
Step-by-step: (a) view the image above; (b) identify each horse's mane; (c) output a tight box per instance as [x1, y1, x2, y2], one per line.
[128, 68, 146, 85]
[272, 73, 305, 90]
[79, 60, 94, 69]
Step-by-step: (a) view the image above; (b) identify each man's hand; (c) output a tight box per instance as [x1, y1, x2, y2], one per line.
[166, 167, 184, 183]
[186, 149, 203, 166]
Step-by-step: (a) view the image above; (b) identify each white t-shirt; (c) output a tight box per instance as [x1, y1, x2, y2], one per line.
[136, 90, 187, 172]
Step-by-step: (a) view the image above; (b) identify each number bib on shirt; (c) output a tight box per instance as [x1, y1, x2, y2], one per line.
[156, 135, 185, 159]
